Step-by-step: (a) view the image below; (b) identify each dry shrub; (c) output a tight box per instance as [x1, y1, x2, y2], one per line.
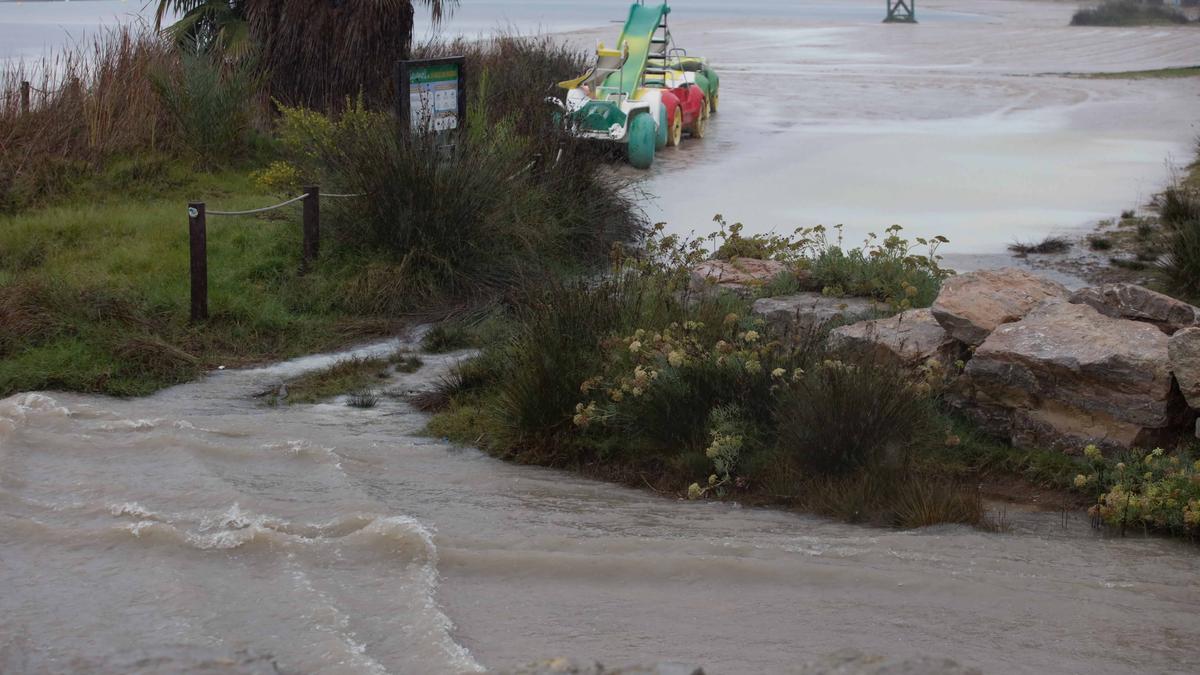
[0, 27, 179, 211]
[113, 335, 200, 380]
[0, 282, 65, 355]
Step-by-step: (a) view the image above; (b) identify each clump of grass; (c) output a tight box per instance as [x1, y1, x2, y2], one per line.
[421, 323, 476, 353]
[775, 354, 938, 475]
[795, 470, 983, 527]
[1088, 235, 1113, 251]
[1121, 209, 1137, 220]
[1008, 236, 1070, 255]
[277, 356, 390, 404]
[150, 40, 261, 168]
[390, 352, 424, 373]
[346, 389, 379, 408]
[1157, 180, 1200, 302]
[1109, 257, 1149, 271]
[1070, 1, 1191, 26]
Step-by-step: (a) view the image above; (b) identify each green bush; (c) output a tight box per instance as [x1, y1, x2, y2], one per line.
[802, 225, 950, 310]
[1079, 445, 1200, 536]
[152, 42, 260, 167]
[775, 354, 938, 476]
[1158, 185, 1200, 302]
[1071, 1, 1191, 26]
[277, 90, 638, 311]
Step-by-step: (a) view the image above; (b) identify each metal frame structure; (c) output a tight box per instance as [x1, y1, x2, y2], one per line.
[884, 0, 917, 23]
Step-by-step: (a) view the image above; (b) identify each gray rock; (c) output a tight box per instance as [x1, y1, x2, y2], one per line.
[959, 299, 1183, 450]
[791, 648, 981, 675]
[493, 659, 702, 675]
[1069, 283, 1200, 335]
[1169, 326, 1200, 409]
[828, 308, 963, 367]
[931, 268, 1068, 346]
[752, 293, 883, 337]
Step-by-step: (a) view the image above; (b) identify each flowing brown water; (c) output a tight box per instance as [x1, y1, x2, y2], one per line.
[2, 336, 1199, 674]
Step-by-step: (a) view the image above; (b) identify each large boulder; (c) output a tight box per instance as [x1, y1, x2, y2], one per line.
[752, 293, 882, 336]
[1169, 326, 1200, 409]
[1069, 283, 1200, 335]
[828, 308, 962, 367]
[957, 299, 1185, 451]
[931, 268, 1068, 346]
[688, 258, 789, 297]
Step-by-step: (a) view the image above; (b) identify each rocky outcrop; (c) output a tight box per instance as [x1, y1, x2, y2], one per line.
[957, 299, 1183, 451]
[828, 308, 962, 367]
[931, 268, 1068, 346]
[688, 258, 789, 297]
[1169, 327, 1200, 410]
[1069, 283, 1200, 335]
[494, 660, 703, 675]
[752, 293, 882, 336]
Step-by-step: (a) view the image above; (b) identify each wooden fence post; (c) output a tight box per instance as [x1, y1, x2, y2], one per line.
[188, 202, 208, 322]
[20, 81, 30, 114]
[302, 185, 320, 271]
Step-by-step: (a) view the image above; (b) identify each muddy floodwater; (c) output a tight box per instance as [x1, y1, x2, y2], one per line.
[2, 336, 1200, 674]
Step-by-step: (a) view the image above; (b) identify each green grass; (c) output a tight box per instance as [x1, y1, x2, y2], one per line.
[0, 161, 396, 397]
[1071, 66, 1200, 80]
[274, 356, 391, 405]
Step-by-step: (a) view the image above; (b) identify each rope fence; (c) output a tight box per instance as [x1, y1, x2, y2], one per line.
[186, 186, 364, 322]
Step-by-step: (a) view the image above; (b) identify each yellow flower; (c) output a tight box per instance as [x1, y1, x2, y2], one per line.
[629, 340, 642, 353]
[1152, 447, 1165, 457]
[631, 387, 643, 397]
[771, 367, 787, 379]
[610, 390, 624, 402]
[687, 483, 703, 500]
[668, 351, 684, 367]
[723, 313, 739, 325]
[1073, 474, 1088, 488]
[745, 360, 763, 375]
[708, 474, 718, 486]
[791, 368, 805, 382]
[1083, 444, 1101, 461]
[744, 330, 761, 343]
[1116, 462, 1126, 472]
